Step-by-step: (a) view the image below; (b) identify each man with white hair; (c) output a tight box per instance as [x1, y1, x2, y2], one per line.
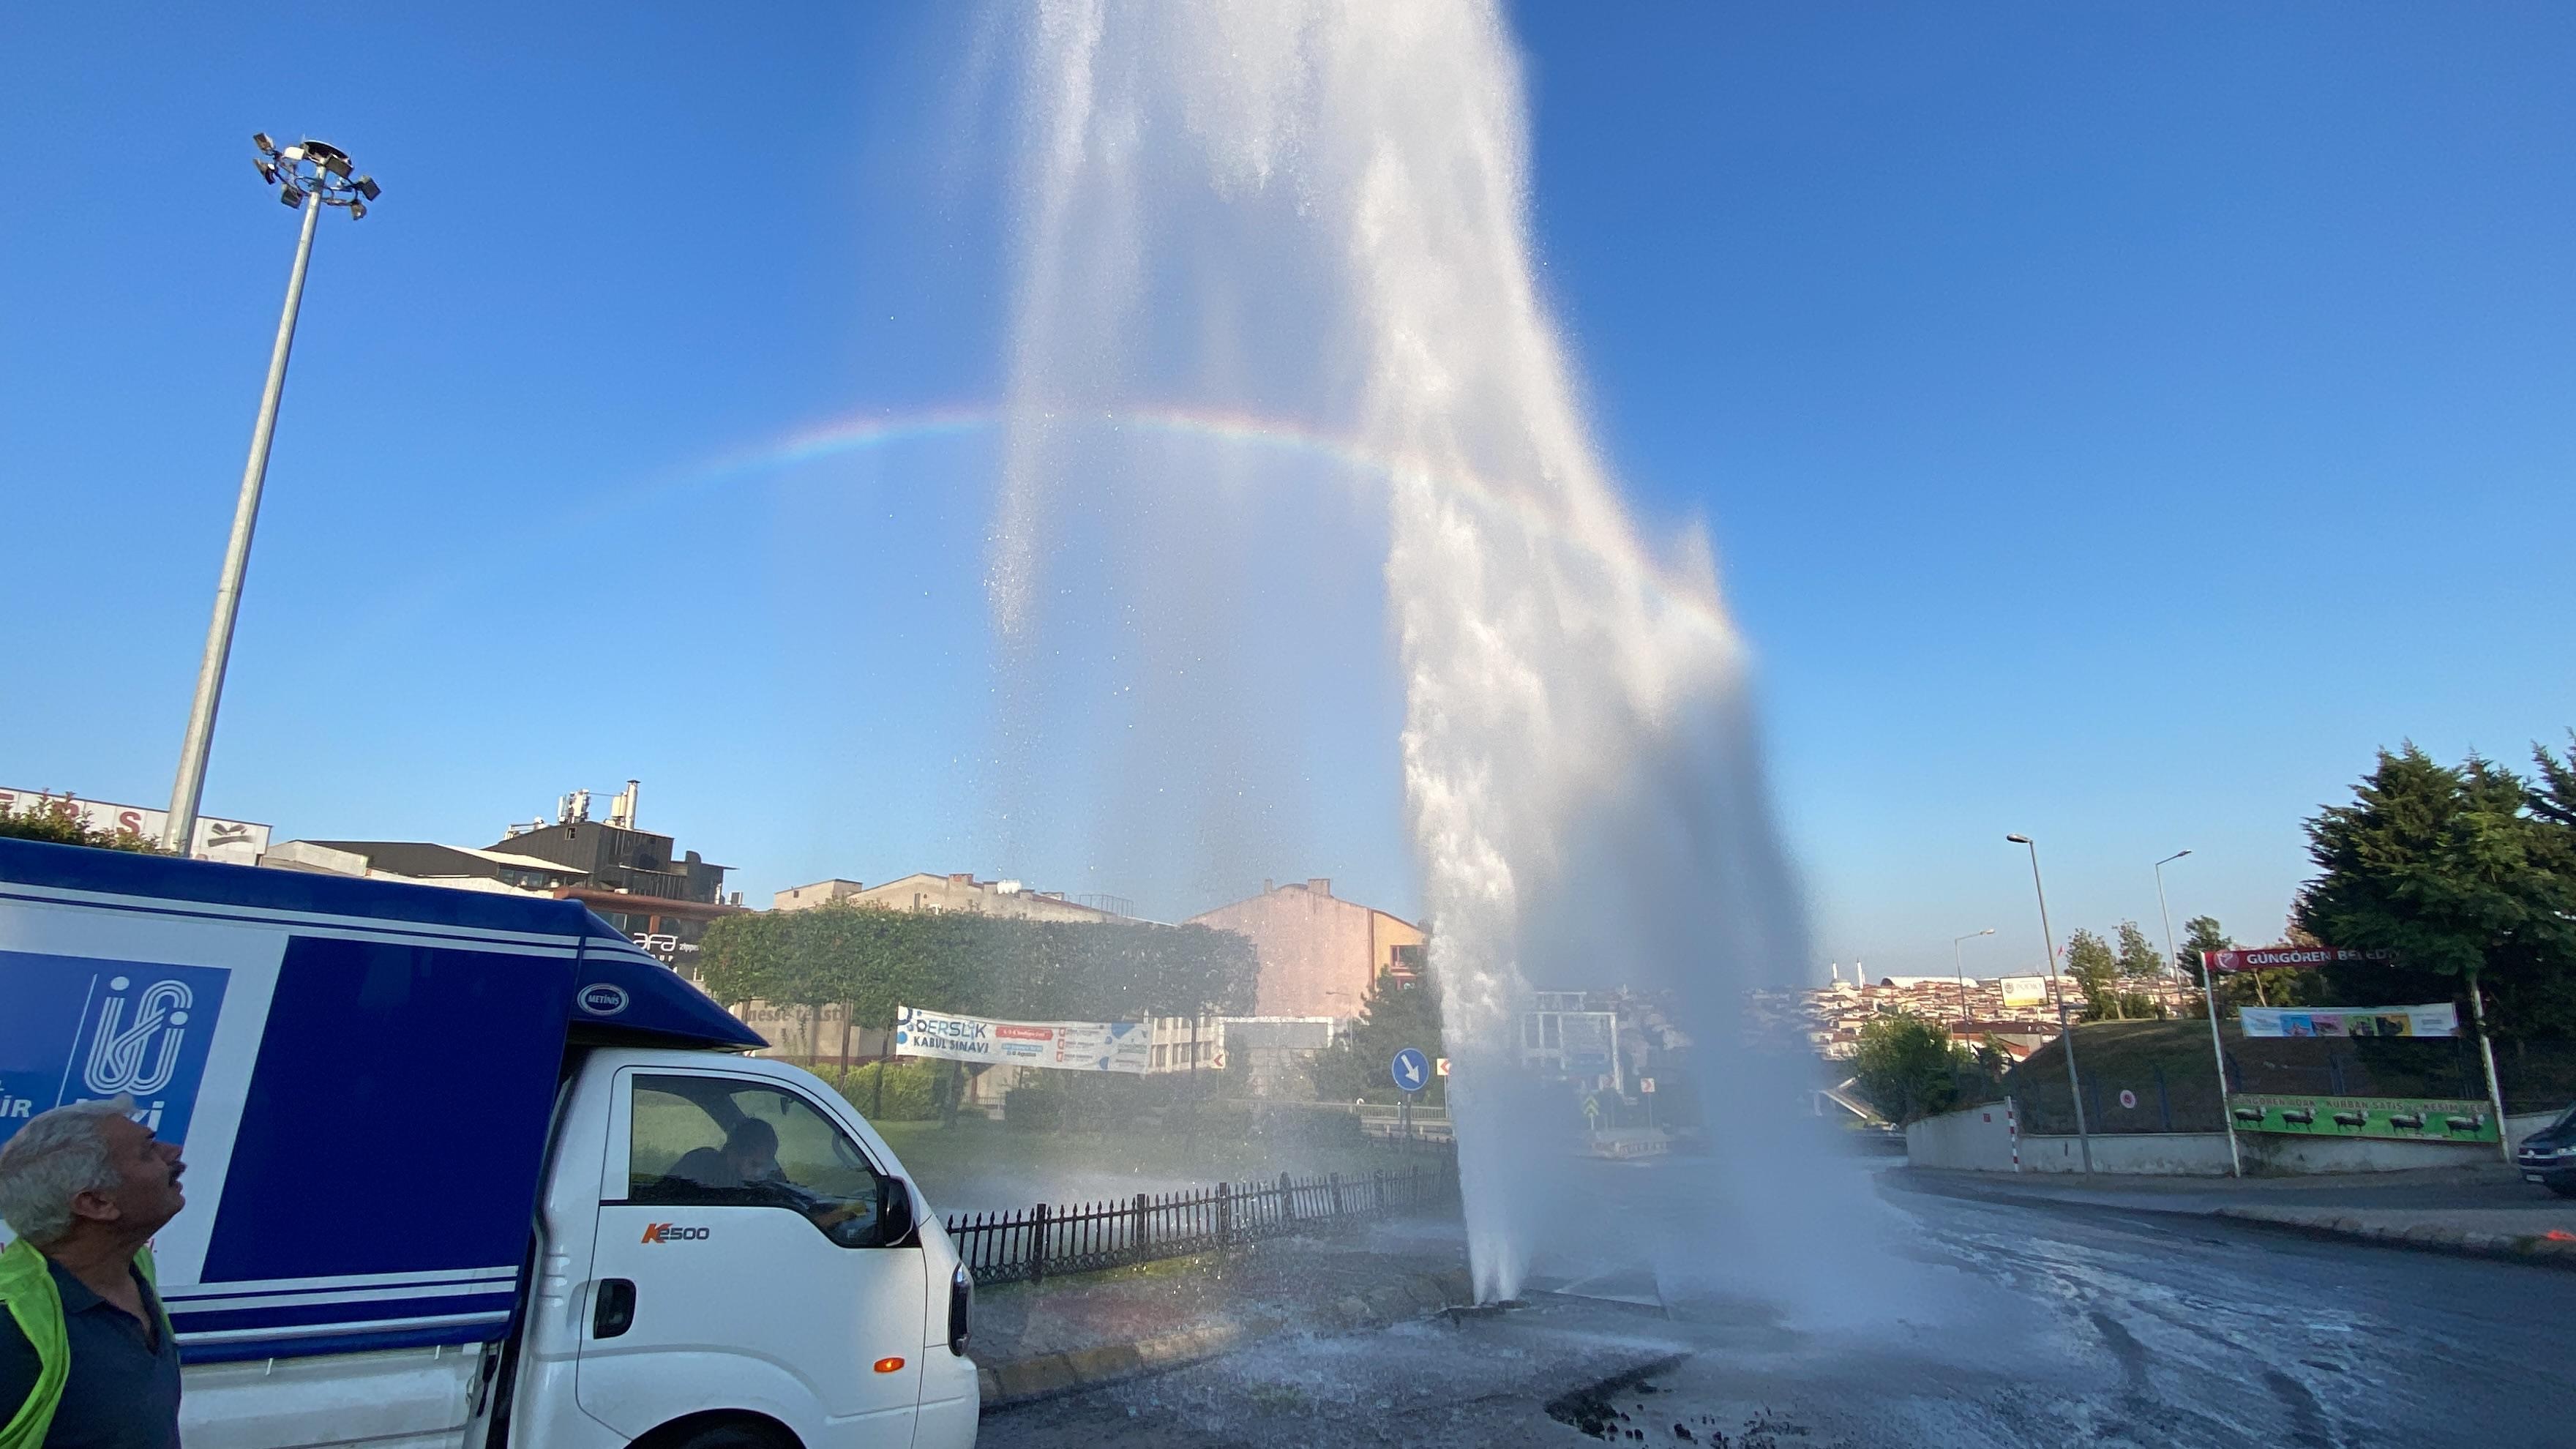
[0, 1098, 187, 1449]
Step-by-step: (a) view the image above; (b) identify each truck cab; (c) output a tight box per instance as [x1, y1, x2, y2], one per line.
[0, 836, 978, 1449]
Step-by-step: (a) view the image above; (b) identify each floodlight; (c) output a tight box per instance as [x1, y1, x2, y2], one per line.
[355, 176, 380, 201]
[280, 144, 304, 162]
[348, 199, 366, 220]
[280, 184, 305, 207]
[255, 157, 280, 183]
[252, 132, 274, 153]
[322, 154, 349, 179]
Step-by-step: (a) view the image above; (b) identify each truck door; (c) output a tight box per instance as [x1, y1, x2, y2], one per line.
[578, 1069, 926, 1445]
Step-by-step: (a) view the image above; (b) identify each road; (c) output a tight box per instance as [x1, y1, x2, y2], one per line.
[979, 1156, 2569, 1448]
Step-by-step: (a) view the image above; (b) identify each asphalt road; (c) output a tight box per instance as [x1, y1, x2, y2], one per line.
[979, 1157, 2570, 1448]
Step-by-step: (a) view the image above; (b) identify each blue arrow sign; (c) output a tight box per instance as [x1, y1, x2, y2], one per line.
[1391, 1047, 1429, 1093]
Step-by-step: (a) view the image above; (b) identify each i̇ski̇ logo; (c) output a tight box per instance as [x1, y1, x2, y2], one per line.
[85, 976, 193, 1097]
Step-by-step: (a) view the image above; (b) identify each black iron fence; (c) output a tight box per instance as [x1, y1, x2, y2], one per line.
[943, 1160, 1459, 1286]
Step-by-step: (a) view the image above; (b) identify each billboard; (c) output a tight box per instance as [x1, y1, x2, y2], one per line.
[1997, 976, 2050, 1007]
[892, 1004, 1150, 1074]
[2201, 947, 2394, 974]
[0, 787, 269, 865]
[2227, 1093, 2497, 1143]
[2238, 1004, 2458, 1039]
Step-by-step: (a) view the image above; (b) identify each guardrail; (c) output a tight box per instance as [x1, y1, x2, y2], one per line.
[943, 1158, 1459, 1287]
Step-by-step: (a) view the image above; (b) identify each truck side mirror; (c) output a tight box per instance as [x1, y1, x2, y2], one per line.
[872, 1177, 916, 1248]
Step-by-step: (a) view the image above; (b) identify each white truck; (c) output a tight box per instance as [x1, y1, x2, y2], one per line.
[0, 835, 978, 1448]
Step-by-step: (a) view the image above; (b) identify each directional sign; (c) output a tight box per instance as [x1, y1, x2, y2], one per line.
[1434, 1057, 1451, 1077]
[1581, 1094, 1601, 1126]
[1639, 1077, 1655, 1095]
[1391, 1047, 1430, 1093]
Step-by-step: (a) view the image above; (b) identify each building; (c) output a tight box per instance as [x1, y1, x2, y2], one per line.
[772, 872, 1123, 923]
[265, 840, 586, 896]
[1185, 878, 1425, 1022]
[487, 784, 740, 965]
[259, 780, 743, 969]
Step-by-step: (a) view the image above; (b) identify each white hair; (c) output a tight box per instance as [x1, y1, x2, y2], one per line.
[0, 1097, 137, 1247]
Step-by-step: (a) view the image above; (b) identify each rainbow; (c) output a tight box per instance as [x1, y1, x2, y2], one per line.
[658, 402, 1737, 637]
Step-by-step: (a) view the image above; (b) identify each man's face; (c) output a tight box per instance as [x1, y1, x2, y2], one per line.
[725, 1142, 779, 1183]
[81, 1115, 187, 1235]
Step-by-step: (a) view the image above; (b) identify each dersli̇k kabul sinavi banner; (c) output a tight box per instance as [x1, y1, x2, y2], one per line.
[891, 1005, 1152, 1074]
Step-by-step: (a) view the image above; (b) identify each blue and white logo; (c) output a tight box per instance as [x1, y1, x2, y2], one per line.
[0, 953, 229, 1148]
[84, 977, 193, 1096]
[577, 983, 630, 1017]
[1390, 1047, 1429, 1093]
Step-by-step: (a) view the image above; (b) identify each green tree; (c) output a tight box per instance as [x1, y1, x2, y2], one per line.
[2175, 915, 2234, 1015]
[0, 793, 165, 853]
[2296, 741, 2576, 1040]
[1308, 969, 1445, 1104]
[1851, 1014, 1972, 1123]
[2063, 928, 2123, 1019]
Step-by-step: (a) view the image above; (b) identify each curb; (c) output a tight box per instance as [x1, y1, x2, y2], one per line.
[1887, 1169, 2576, 1270]
[2211, 1208, 2576, 1270]
[976, 1265, 1475, 1408]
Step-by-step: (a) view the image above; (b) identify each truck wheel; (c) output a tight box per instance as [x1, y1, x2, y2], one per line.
[673, 1422, 793, 1449]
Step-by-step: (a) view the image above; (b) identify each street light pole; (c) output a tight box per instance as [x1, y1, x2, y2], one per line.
[163, 136, 380, 855]
[2156, 848, 2239, 1177]
[2007, 834, 2093, 1172]
[1952, 928, 1994, 1029]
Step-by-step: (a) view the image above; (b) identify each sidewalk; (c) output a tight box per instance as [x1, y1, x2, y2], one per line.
[1891, 1163, 2576, 1267]
[969, 1215, 1472, 1408]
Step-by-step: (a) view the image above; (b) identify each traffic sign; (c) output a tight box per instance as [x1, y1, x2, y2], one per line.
[1639, 1077, 1655, 1095]
[2118, 1089, 2138, 1110]
[1434, 1057, 1450, 1077]
[1581, 1094, 1601, 1126]
[1391, 1048, 1429, 1093]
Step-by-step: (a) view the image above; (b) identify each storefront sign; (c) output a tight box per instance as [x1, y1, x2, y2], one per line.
[2201, 947, 2395, 974]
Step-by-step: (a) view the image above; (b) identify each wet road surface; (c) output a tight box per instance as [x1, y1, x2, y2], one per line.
[979, 1158, 2570, 1448]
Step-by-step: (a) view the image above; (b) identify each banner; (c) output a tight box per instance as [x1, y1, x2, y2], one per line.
[2237, 1003, 2459, 1039]
[2201, 947, 2394, 974]
[892, 1005, 1151, 1074]
[2227, 1093, 2497, 1143]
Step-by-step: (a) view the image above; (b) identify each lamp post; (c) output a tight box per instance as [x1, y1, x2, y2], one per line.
[1952, 928, 1994, 1029]
[2007, 834, 2093, 1172]
[162, 135, 381, 855]
[2156, 848, 2239, 1177]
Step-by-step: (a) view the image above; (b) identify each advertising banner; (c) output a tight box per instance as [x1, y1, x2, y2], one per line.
[2226, 1093, 2497, 1143]
[892, 1004, 1151, 1074]
[0, 787, 269, 865]
[2201, 947, 2394, 974]
[2237, 1003, 2459, 1039]
[0, 950, 234, 1152]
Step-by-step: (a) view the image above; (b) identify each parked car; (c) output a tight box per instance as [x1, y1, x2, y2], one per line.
[2516, 1101, 2576, 1198]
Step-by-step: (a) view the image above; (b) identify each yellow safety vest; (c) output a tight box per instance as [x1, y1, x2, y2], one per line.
[0, 1240, 165, 1449]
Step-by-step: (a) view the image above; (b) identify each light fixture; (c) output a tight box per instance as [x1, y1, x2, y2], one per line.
[355, 176, 380, 201]
[348, 199, 366, 220]
[279, 184, 305, 207]
[255, 157, 279, 183]
[252, 132, 274, 153]
[279, 144, 304, 162]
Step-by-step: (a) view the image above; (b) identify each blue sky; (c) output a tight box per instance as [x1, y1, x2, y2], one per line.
[4, 4, 2571, 978]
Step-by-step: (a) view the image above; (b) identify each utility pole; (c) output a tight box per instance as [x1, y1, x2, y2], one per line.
[1952, 927, 1994, 1029]
[163, 135, 380, 854]
[2009, 834, 2093, 1172]
[2156, 850, 2239, 1176]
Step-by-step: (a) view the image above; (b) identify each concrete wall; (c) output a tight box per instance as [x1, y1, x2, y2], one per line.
[1907, 1103, 2566, 1175]
[1904, 1104, 2018, 1171]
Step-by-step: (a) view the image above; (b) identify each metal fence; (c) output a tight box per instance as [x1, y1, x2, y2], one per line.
[943, 1160, 1459, 1286]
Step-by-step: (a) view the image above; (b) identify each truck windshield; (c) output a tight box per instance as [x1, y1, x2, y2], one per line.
[628, 1074, 888, 1246]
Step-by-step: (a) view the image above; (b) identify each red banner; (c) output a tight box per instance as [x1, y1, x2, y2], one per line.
[2201, 947, 2395, 974]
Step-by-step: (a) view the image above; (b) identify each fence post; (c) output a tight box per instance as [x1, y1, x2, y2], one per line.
[1216, 1182, 1232, 1248]
[1373, 1167, 1385, 1215]
[1328, 1172, 1343, 1218]
[1279, 1170, 1295, 1222]
[1030, 1202, 1048, 1284]
[1134, 1192, 1150, 1258]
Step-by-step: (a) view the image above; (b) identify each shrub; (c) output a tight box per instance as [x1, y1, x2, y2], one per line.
[827, 1059, 943, 1123]
[1003, 1086, 1065, 1131]
[0, 793, 165, 854]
